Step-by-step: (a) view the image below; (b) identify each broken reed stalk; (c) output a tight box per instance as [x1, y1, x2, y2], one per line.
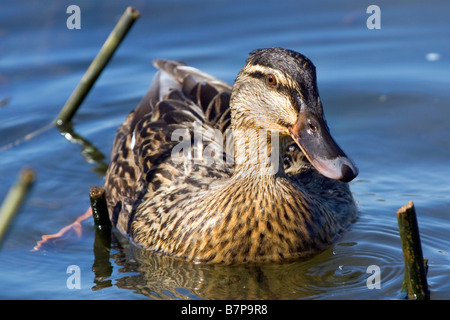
[0, 168, 35, 244]
[89, 186, 111, 228]
[54, 6, 140, 126]
[90, 186, 112, 286]
[397, 201, 430, 300]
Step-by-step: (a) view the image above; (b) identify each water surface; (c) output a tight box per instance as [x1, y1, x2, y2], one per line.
[1, 0, 449, 299]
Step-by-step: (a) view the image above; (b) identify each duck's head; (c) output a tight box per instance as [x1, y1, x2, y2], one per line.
[230, 47, 358, 182]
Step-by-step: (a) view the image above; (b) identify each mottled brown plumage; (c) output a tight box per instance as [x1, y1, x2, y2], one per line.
[104, 48, 358, 264]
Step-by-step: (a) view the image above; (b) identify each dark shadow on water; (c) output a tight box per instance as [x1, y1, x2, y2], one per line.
[56, 122, 109, 176]
[92, 226, 113, 291]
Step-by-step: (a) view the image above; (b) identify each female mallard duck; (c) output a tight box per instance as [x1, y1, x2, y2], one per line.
[104, 47, 358, 264]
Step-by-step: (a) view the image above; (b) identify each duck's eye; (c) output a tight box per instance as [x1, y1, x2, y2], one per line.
[265, 74, 278, 87]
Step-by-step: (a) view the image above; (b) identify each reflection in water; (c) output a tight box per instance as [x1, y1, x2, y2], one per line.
[57, 123, 109, 176]
[92, 226, 113, 291]
[94, 230, 282, 299]
[90, 224, 405, 300]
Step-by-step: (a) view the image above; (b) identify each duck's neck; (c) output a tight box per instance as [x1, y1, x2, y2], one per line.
[231, 127, 288, 180]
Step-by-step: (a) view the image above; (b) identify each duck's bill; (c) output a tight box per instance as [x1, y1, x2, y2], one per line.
[289, 111, 358, 182]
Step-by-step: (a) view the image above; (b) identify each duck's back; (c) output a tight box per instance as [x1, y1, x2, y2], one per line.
[104, 60, 235, 236]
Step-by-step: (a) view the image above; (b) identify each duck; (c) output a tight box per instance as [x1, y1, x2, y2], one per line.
[104, 47, 359, 264]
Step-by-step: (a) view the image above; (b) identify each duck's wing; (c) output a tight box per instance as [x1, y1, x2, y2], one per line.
[131, 59, 232, 133]
[104, 60, 233, 234]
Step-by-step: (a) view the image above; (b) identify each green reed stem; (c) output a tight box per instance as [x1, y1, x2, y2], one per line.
[0, 168, 35, 245]
[397, 201, 430, 300]
[54, 7, 140, 126]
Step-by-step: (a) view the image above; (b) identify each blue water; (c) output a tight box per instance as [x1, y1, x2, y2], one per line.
[1, 0, 449, 299]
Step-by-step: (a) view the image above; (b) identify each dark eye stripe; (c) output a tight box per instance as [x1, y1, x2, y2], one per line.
[246, 70, 265, 80]
[244, 69, 304, 113]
